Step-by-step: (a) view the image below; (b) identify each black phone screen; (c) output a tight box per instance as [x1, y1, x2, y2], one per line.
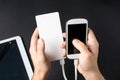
[0, 40, 29, 80]
[68, 24, 87, 54]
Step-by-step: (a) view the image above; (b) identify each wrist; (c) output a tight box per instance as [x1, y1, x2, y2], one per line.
[82, 69, 105, 80]
[32, 71, 47, 80]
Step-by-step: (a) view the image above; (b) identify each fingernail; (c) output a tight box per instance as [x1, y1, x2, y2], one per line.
[72, 39, 79, 45]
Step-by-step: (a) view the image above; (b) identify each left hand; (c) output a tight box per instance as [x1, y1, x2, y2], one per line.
[29, 28, 51, 80]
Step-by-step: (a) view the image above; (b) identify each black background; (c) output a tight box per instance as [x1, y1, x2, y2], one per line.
[0, 0, 120, 80]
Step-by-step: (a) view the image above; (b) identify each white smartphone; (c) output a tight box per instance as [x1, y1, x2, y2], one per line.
[66, 18, 88, 59]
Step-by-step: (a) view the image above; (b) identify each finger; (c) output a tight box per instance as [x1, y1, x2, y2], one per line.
[37, 38, 46, 60]
[29, 28, 39, 56]
[72, 39, 89, 55]
[88, 28, 98, 44]
[60, 42, 66, 48]
[87, 29, 99, 55]
[62, 33, 66, 38]
[61, 50, 67, 58]
[60, 42, 67, 58]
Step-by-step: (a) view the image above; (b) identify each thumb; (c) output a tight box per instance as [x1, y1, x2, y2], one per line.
[37, 38, 45, 58]
[72, 39, 89, 55]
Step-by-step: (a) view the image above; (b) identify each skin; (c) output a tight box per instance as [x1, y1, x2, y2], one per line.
[29, 28, 51, 80]
[61, 29, 104, 80]
[29, 28, 105, 80]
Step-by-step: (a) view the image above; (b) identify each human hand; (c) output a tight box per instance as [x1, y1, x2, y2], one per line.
[61, 28, 104, 80]
[29, 28, 51, 80]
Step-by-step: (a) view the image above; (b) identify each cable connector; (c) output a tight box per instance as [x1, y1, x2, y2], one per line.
[60, 59, 68, 80]
[74, 59, 78, 80]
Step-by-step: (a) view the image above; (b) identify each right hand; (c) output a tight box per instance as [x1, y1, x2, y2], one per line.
[61, 28, 104, 80]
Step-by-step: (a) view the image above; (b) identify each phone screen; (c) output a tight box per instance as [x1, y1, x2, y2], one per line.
[68, 24, 87, 54]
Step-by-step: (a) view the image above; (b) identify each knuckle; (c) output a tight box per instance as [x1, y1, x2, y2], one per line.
[29, 48, 32, 53]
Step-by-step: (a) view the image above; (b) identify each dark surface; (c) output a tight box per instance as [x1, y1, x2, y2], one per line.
[0, 0, 120, 80]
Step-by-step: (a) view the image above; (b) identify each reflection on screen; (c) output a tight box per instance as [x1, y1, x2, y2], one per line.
[0, 40, 29, 80]
[68, 24, 86, 54]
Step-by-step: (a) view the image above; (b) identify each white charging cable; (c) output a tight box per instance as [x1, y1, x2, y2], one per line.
[60, 59, 68, 80]
[60, 59, 78, 80]
[60, 59, 79, 80]
[74, 59, 78, 80]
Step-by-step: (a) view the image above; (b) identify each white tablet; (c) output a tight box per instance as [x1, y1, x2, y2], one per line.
[0, 36, 33, 80]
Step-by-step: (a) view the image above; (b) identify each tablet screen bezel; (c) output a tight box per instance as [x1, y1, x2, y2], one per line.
[0, 36, 33, 80]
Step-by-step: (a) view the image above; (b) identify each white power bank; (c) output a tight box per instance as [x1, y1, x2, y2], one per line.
[35, 12, 64, 61]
